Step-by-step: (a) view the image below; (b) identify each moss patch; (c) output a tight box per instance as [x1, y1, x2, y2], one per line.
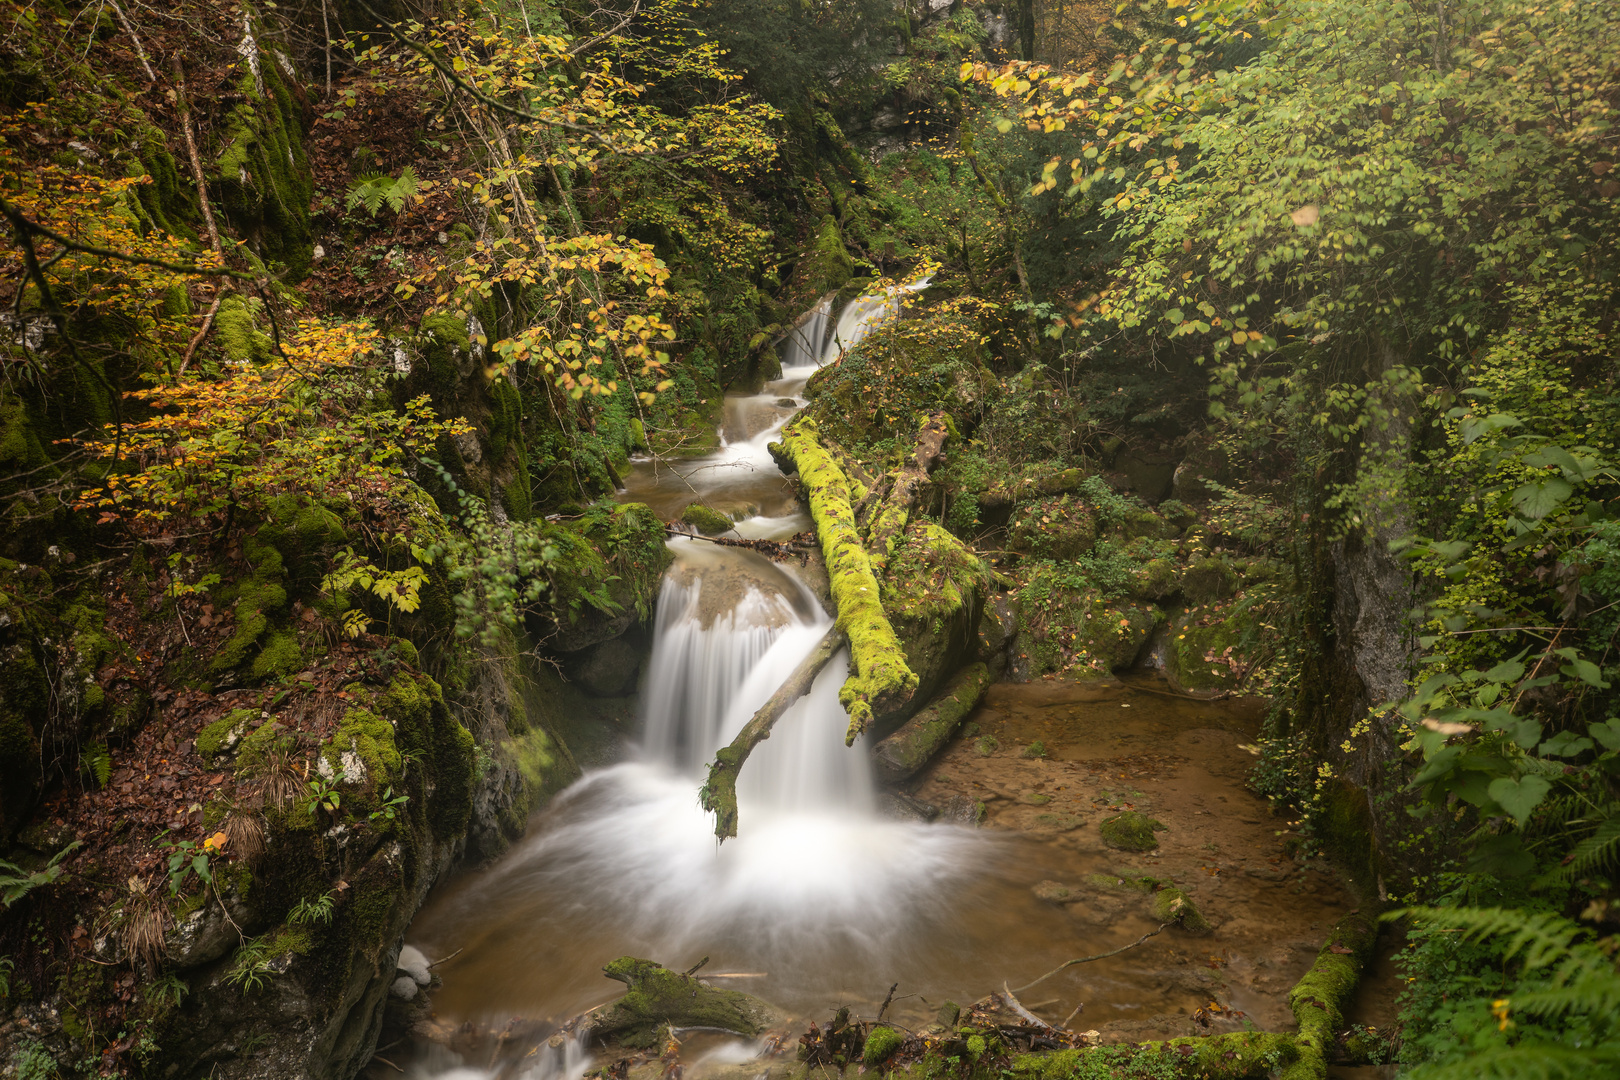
[680, 503, 733, 535]
[1100, 810, 1166, 852]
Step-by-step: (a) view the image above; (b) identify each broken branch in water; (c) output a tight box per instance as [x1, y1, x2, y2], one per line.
[700, 624, 845, 840]
[877, 982, 899, 1022]
[1000, 984, 1058, 1032]
[1011, 923, 1170, 995]
[683, 956, 710, 977]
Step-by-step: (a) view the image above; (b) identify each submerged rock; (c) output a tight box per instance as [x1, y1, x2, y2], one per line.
[1100, 810, 1167, 851]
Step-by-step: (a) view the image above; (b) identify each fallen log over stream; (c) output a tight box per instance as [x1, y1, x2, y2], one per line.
[771, 415, 919, 743]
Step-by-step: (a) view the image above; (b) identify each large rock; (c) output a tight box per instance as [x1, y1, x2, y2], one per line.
[875, 521, 991, 733]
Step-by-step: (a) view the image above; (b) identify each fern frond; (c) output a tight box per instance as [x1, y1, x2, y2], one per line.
[1409, 1043, 1620, 1080]
[1401, 907, 1591, 972]
[1537, 809, 1620, 886]
[1510, 969, 1620, 1025]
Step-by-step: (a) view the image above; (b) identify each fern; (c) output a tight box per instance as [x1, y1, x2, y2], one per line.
[81, 741, 111, 789]
[1536, 807, 1620, 886]
[344, 167, 420, 218]
[0, 840, 83, 906]
[1399, 906, 1620, 1080]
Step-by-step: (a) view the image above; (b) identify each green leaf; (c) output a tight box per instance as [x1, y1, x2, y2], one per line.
[1486, 775, 1551, 826]
[1589, 719, 1620, 751]
[1483, 659, 1526, 683]
[1511, 477, 1574, 520]
[1459, 413, 1521, 444]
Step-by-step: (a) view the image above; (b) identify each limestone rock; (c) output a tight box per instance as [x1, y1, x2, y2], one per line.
[1100, 810, 1166, 852]
[390, 976, 419, 1002]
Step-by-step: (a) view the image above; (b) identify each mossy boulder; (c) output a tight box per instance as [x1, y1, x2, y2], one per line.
[680, 503, 734, 535]
[1163, 603, 1263, 695]
[1181, 555, 1241, 603]
[1014, 563, 1162, 679]
[1100, 810, 1166, 851]
[804, 214, 855, 296]
[1007, 496, 1097, 561]
[592, 957, 785, 1049]
[800, 309, 998, 454]
[535, 502, 673, 652]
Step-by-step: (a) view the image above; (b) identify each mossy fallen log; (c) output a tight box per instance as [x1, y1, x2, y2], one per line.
[1281, 907, 1381, 1080]
[866, 411, 951, 574]
[701, 624, 844, 839]
[590, 957, 786, 1050]
[771, 416, 917, 743]
[872, 662, 991, 783]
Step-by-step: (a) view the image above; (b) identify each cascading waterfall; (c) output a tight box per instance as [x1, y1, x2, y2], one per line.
[406, 282, 985, 1080]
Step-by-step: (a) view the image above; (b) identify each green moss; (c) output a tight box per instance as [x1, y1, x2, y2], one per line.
[196, 708, 258, 764]
[864, 1026, 904, 1065]
[1008, 496, 1097, 561]
[774, 417, 916, 739]
[1181, 555, 1241, 603]
[872, 663, 991, 781]
[1150, 886, 1212, 933]
[1100, 810, 1165, 852]
[1015, 564, 1163, 678]
[595, 957, 779, 1049]
[680, 503, 733, 535]
[213, 536, 287, 672]
[1164, 605, 1255, 694]
[1280, 909, 1380, 1080]
[324, 703, 403, 789]
[249, 628, 303, 678]
[212, 295, 274, 365]
[805, 214, 855, 296]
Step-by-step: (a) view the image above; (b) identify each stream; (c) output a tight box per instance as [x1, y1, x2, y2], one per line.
[388, 292, 1363, 1080]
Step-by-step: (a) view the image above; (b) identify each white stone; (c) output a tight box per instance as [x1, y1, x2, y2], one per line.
[389, 976, 418, 1001]
[397, 944, 431, 986]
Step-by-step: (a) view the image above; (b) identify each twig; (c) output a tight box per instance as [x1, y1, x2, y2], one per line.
[877, 982, 899, 1022]
[108, 0, 156, 83]
[320, 0, 333, 94]
[1059, 1001, 1084, 1029]
[1000, 984, 1057, 1032]
[372, 1056, 404, 1073]
[172, 57, 221, 254]
[428, 946, 464, 968]
[179, 293, 224, 375]
[1011, 923, 1170, 994]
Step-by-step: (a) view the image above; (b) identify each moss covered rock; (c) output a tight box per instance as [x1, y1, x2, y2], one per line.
[1014, 564, 1162, 679]
[800, 309, 998, 454]
[1163, 602, 1266, 695]
[1100, 810, 1166, 851]
[1007, 496, 1097, 561]
[1151, 886, 1212, 933]
[592, 957, 785, 1049]
[877, 520, 991, 731]
[680, 503, 734, 535]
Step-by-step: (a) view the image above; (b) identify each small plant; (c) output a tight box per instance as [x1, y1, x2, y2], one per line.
[80, 742, 112, 789]
[162, 837, 214, 897]
[1, 840, 82, 906]
[368, 786, 409, 824]
[303, 775, 342, 817]
[10, 1039, 56, 1080]
[243, 738, 304, 810]
[223, 809, 265, 862]
[345, 167, 420, 217]
[225, 936, 276, 994]
[0, 954, 12, 998]
[289, 891, 335, 927]
[147, 973, 188, 1011]
[1021, 740, 1048, 759]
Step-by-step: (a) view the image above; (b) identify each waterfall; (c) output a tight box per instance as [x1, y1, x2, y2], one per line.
[776, 296, 831, 374]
